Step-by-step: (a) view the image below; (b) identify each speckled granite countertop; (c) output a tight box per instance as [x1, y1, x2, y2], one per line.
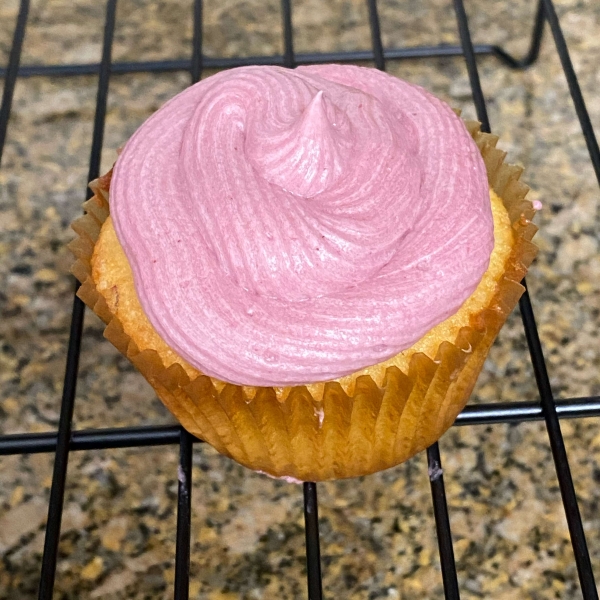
[0, 0, 599, 598]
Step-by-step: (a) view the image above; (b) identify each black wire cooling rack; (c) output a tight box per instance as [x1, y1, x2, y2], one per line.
[1, 1, 600, 598]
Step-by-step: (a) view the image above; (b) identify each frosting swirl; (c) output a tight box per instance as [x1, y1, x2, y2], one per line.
[111, 65, 493, 386]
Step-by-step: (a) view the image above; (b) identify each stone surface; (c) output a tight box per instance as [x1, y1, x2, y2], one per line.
[0, 498, 47, 555]
[0, 0, 599, 598]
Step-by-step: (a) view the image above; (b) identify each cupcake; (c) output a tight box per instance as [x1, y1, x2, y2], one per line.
[70, 65, 538, 481]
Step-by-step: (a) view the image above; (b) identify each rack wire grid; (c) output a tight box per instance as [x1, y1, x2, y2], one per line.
[0, 0, 599, 599]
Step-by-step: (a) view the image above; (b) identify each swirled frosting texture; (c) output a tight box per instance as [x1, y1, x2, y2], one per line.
[111, 65, 493, 386]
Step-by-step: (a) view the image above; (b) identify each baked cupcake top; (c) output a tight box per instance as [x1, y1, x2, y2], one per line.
[110, 64, 493, 387]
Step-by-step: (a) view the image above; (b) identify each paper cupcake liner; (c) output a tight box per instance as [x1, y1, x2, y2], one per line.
[69, 120, 538, 481]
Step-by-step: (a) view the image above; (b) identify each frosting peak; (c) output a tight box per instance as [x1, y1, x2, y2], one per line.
[247, 90, 352, 198]
[111, 65, 494, 387]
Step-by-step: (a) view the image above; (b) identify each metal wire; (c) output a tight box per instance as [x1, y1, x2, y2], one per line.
[427, 444, 460, 600]
[281, 0, 295, 69]
[0, 425, 185, 455]
[492, 0, 545, 69]
[452, 0, 490, 132]
[303, 483, 324, 600]
[0, 0, 29, 167]
[0, 43, 546, 79]
[191, 0, 204, 84]
[37, 1, 117, 598]
[174, 429, 194, 600]
[456, 396, 600, 425]
[366, 0, 385, 71]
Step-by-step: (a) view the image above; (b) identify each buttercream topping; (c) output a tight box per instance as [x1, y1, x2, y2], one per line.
[110, 65, 493, 386]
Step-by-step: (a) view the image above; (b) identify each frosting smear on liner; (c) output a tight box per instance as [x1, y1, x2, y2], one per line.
[110, 64, 494, 387]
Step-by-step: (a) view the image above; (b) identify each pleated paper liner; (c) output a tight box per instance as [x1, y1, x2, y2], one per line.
[69, 120, 538, 482]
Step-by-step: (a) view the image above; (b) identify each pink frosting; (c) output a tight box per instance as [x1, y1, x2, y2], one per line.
[111, 65, 493, 387]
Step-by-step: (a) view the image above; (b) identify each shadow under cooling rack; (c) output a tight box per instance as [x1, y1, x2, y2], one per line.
[1, 0, 600, 599]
